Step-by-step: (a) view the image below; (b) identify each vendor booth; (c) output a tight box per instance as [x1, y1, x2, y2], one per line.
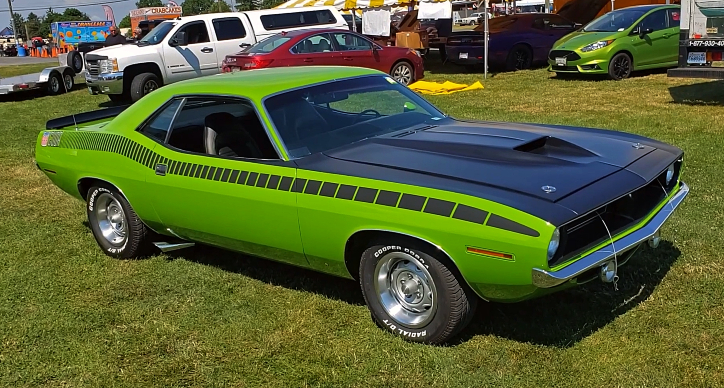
[129, 5, 183, 31]
[51, 21, 113, 51]
[274, 0, 453, 50]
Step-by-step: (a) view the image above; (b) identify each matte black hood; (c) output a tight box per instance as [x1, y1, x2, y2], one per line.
[324, 120, 663, 203]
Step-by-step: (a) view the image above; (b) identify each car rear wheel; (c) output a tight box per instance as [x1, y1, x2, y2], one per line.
[86, 185, 153, 259]
[391, 61, 414, 85]
[359, 241, 477, 344]
[506, 44, 533, 71]
[608, 52, 632, 80]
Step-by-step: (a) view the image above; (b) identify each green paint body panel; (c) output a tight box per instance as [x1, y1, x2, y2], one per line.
[548, 5, 681, 74]
[35, 66, 683, 303]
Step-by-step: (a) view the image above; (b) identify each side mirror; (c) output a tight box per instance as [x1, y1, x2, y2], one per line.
[639, 27, 653, 38]
[170, 31, 187, 47]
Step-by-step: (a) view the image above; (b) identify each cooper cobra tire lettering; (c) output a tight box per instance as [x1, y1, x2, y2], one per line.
[360, 240, 477, 344]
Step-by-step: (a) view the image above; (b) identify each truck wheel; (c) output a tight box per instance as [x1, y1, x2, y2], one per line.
[67, 50, 84, 73]
[86, 184, 154, 259]
[359, 241, 477, 344]
[47, 72, 63, 95]
[130, 72, 161, 102]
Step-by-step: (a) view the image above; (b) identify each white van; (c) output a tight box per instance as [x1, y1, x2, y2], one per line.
[84, 7, 348, 102]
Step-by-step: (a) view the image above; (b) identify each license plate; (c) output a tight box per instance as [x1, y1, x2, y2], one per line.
[687, 52, 706, 64]
[555, 57, 566, 66]
[459, 52, 468, 59]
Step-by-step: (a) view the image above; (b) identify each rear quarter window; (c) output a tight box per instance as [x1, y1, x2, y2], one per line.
[260, 10, 337, 30]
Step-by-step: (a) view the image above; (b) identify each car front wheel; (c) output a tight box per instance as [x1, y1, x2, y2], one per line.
[86, 185, 153, 259]
[608, 52, 632, 80]
[391, 62, 414, 85]
[359, 241, 477, 344]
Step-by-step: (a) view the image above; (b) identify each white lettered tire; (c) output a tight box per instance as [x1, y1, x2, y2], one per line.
[359, 240, 477, 344]
[86, 185, 152, 259]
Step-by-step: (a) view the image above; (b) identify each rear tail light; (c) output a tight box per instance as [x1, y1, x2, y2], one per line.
[708, 51, 723, 61]
[243, 58, 274, 69]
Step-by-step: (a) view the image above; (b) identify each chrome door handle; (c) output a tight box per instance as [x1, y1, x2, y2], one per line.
[201, 47, 214, 53]
[303, 58, 313, 62]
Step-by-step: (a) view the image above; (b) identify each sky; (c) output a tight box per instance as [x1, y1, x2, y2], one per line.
[1, 0, 232, 28]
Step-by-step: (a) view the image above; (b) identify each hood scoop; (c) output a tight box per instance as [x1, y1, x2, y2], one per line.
[514, 136, 599, 162]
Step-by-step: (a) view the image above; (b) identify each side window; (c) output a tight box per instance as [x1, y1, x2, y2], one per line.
[213, 18, 246, 41]
[165, 97, 278, 160]
[638, 9, 668, 32]
[291, 34, 333, 53]
[139, 99, 183, 143]
[332, 33, 372, 51]
[260, 10, 336, 30]
[668, 9, 681, 29]
[177, 21, 209, 45]
[532, 15, 575, 30]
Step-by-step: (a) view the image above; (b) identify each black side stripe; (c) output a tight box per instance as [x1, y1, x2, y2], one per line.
[58, 132, 540, 238]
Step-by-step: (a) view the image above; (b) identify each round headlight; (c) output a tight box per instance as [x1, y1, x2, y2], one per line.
[665, 164, 675, 185]
[547, 228, 560, 261]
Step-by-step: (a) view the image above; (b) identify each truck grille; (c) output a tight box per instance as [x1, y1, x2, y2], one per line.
[84, 54, 107, 77]
[548, 159, 683, 267]
[549, 50, 581, 61]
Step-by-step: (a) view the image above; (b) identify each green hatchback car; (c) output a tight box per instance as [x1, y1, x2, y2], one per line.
[548, 4, 680, 80]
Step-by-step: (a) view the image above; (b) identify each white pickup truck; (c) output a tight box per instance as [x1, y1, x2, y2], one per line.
[85, 7, 348, 102]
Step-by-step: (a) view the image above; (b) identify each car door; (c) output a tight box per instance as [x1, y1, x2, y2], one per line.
[138, 95, 308, 267]
[162, 20, 218, 83]
[210, 16, 254, 68]
[330, 32, 381, 70]
[630, 9, 670, 67]
[289, 33, 337, 66]
[663, 8, 682, 64]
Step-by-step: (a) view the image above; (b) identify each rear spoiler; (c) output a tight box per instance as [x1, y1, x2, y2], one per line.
[46, 104, 130, 130]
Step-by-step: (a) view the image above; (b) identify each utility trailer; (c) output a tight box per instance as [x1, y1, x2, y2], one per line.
[0, 66, 76, 96]
[668, 0, 724, 79]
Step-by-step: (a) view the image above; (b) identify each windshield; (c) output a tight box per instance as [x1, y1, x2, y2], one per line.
[264, 75, 447, 157]
[247, 34, 291, 53]
[582, 9, 646, 32]
[138, 21, 175, 45]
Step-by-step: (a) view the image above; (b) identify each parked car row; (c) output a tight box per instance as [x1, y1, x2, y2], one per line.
[446, 4, 681, 80]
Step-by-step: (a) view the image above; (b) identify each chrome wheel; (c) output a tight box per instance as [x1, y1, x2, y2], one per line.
[392, 64, 413, 85]
[63, 74, 73, 91]
[374, 251, 437, 328]
[143, 79, 158, 94]
[49, 76, 60, 93]
[94, 193, 127, 246]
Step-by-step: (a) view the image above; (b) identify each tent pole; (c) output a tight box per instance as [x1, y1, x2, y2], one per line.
[484, 0, 488, 79]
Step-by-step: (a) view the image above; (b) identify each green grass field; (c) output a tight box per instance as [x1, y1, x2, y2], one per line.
[1, 60, 723, 387]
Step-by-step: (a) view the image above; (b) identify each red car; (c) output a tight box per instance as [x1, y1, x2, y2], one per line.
[221, 29, 424, 85]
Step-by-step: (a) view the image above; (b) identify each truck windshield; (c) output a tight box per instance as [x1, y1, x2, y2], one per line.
[582, 9, 646, 32]
[138, 22, 176, 45]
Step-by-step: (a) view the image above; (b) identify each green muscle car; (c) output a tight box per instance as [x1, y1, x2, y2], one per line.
[35, 66, 689, 344]
[548, 5, 680, 80]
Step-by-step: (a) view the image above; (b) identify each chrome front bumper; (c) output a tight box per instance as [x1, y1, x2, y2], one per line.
[85, 71, 124, 95]
[532, 182, 690, 288]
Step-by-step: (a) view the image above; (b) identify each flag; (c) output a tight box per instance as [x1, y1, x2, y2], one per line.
[102, 5, 116, 25]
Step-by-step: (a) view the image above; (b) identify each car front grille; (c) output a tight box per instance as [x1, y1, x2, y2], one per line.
[548, 159, 683, 267]
[549, 50, 581, 61]
[86, 60, 100, 76]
